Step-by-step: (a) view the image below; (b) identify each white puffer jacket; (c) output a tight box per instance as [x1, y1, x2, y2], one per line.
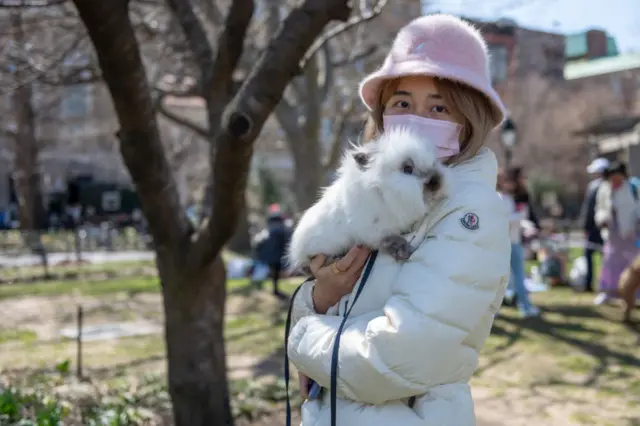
[287, 147, 511, 426]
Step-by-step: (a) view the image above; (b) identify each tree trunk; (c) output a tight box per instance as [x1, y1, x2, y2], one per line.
[72, 0, 355, 424]
[11, 12, 46, 234]
[162, 255, 232, 426]
[292, 147, 323, 211]
[226, 202, 252, 255]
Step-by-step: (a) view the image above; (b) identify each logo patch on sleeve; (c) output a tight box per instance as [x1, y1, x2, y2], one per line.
[460, 212, 479, 230]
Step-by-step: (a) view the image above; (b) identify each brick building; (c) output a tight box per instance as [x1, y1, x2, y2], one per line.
[565, 29, 619, 61]
[460, 17, 567, 168]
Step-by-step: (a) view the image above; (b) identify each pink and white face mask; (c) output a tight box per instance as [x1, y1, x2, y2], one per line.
[382, 114, 461, 159]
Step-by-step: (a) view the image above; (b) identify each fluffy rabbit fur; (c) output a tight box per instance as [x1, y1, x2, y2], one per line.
[288, 126, 449, 272]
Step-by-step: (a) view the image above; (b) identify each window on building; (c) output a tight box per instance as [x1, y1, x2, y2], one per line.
[610, 75, 622, 99]
[61, 85, 90, 119]
[543, 45, 566, 79]
[488, 44, 509, 84]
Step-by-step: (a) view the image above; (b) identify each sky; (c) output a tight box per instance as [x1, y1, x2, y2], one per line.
[425, 0, 640, 53]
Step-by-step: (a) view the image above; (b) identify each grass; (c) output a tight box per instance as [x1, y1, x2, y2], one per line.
[0, 228, 147, 253]
[0, 249, 245, 285]
[0, 275, 161, 300]
[0, 328, 38, 344]
[471, 287, 640, 424]
[2, 285, 637, 425]
[1, 248, 638, 425]
[0, 276, 300, 300]
[0, 312, 285, 372]
[0, 259, 156, 282]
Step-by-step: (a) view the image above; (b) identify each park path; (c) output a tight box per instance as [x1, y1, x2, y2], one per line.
[0, 250, 155, 267]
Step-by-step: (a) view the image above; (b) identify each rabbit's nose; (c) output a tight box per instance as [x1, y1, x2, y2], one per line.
[424, 171, 442, 192]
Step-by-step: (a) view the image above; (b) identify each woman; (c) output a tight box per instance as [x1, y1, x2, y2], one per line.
[508, 167, 540, 230]
[594, 161, 639, 305]
[497, 171, 540, 318]
[501, 166, 539, 305]
[287, 15, 511, 426]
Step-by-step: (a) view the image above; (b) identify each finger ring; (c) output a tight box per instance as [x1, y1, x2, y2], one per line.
[331, 262, 345, 274]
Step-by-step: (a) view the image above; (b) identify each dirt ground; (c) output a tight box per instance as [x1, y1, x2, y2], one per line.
[1, 287, 639, 426]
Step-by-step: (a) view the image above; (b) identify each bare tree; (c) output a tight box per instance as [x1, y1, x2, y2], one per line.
[69, 0, 372, 424]
[153, 0, 389, 213]
[268, 0, 388, 210]
[0, 2, 105, 240]
[8, 15, 46, 233]
[502, 72, 629, 197]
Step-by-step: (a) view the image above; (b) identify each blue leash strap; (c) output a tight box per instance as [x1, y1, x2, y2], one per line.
[284, 250, 378, 426]
[330, 250, 378, 426]
[285, 278, 312, 426]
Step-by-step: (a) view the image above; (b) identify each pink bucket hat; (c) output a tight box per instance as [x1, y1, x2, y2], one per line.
[359, 14, 507, 128]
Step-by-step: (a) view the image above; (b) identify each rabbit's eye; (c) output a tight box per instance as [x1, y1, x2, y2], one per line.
[402, 161, 414, 175]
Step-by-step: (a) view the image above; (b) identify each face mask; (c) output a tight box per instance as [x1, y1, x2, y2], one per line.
[382, 114, 461, 159]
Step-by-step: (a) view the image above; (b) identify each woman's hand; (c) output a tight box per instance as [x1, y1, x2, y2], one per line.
[299, 373, 310, 399]
[310, 246, 371, 314]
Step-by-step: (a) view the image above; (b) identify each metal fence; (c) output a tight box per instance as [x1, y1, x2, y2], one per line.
[0, 227, 154, 283]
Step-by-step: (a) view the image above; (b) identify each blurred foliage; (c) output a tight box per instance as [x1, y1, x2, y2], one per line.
[1, 366, 300, 425]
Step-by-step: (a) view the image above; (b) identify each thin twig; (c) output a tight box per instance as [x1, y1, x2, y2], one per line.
[155, 93, 209, 139]
[323, 95, 357, 172]
[332, 45, 377, 68]
[1, 34, 96, 94]
[0, 0, 68, 7]
[299, 0, 389, 68]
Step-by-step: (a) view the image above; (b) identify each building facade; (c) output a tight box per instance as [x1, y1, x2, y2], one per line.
[0, 7, 131, 215]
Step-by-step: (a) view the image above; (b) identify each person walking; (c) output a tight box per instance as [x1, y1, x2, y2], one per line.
[594, 161, 639, 305]
[498, 171, 540, 318]
[578, 157, 610, 292]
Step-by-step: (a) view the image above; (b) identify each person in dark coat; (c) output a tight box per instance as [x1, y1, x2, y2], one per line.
[252, 205, 291, 298]
[578, 158, 610, 292]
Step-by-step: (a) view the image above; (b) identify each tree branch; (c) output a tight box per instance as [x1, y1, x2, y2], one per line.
[303, 48, 323, 140]
[204, 0, 254, 137]
[1, 33, 96, 93]
[1, 128, 17, 139]
[323, 96, 357, 173]
[192, 0, 223, 26]
[165, 0, 215, 79]
[189, 0, 353, 268]
[37, 66, 102, 86]
[300, 0, 389, 68]
[332, 45, 377, 68]
[315, 42, 334, 107]
[72, 0, 191, 252]
[0, 0, 68, 7]
[155, 93, 209, 139]
[275, 100, 307, 157]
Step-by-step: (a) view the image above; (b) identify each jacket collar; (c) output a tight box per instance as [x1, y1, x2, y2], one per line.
[450, 147, 498, 187]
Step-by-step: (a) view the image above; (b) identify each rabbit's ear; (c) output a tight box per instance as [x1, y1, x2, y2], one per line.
[352, 152, 370, 170]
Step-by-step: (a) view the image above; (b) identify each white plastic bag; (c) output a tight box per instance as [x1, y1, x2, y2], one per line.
[569, 256, 588, 290]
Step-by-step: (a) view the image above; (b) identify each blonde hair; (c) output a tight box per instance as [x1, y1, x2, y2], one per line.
[362, 77, 496, 166]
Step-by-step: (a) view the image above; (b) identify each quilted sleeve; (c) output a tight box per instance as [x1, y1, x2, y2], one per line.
[290, 280, 341, 328]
